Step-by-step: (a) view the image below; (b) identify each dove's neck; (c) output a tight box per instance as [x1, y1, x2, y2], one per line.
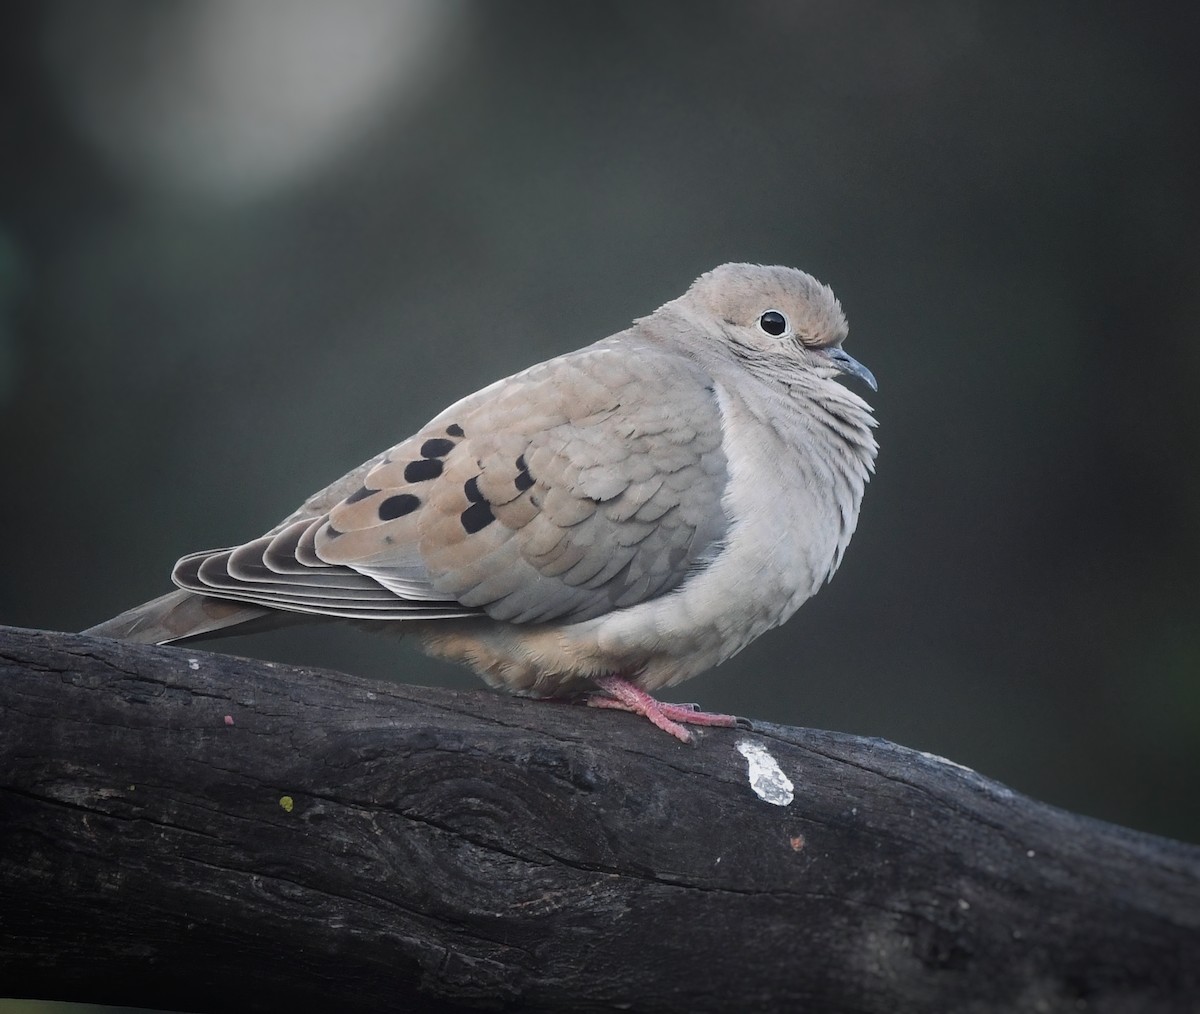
[636, 311, 878, 549]
[714, 364, 877, 589]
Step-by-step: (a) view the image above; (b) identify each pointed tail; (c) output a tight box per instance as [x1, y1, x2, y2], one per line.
[82, 590, 276, 645]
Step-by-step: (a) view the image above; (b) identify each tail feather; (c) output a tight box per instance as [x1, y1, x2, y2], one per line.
[82, 590, 279, 645]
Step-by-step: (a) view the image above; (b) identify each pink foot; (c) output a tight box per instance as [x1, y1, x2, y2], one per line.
[587, 674, 740, 743]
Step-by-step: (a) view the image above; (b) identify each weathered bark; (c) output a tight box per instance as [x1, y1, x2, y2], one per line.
[0, 625, 1197, 1013]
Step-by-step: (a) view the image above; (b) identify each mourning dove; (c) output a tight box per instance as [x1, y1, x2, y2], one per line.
[85, 263, 878, 741]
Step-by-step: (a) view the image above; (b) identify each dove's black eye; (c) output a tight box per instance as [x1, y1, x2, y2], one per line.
[758, 310, 788, 337]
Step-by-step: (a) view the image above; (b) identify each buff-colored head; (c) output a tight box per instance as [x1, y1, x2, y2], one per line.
[673, 262, 876, 391]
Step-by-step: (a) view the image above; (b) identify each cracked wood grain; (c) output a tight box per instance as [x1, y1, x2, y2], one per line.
[1, 624, 1199, 1013]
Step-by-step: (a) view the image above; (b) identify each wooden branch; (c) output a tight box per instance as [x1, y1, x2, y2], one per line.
[1, 626, 1198, 1013]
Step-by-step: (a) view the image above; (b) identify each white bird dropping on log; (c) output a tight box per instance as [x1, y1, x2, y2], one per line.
[736, 740, 795, 806]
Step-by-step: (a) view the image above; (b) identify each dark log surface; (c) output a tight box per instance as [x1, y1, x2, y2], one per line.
[1, 625, 1198, 1014]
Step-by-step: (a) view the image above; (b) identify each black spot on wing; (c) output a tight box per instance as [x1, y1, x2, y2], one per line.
[379, 494, 421, 520]
[421, 438, 456, 459]
[461, 501, 496, 534]
[514, 454, 535, 492]
[445, 423, 465, 437]
[404, 458, 443, 482]
[461, 475, 495, 533]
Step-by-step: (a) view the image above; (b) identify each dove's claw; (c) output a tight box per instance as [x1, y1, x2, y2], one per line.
[588, 675, 741, 743]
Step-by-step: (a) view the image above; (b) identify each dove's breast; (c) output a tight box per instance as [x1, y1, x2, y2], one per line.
[574, 373, 873, 690]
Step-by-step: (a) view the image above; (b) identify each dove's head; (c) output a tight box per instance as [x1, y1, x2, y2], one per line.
[680, 262, 876, 392]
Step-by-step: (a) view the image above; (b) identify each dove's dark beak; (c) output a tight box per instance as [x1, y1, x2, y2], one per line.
[822, 346, 878, 392]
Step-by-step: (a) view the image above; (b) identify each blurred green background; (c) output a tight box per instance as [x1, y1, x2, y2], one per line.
[2, 0, 1198, 894]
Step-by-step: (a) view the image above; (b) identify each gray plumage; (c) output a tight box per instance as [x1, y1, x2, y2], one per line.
[85, 263, 878, 732]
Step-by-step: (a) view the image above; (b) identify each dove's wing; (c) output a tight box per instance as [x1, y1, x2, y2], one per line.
[171, 339, 730, 626]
